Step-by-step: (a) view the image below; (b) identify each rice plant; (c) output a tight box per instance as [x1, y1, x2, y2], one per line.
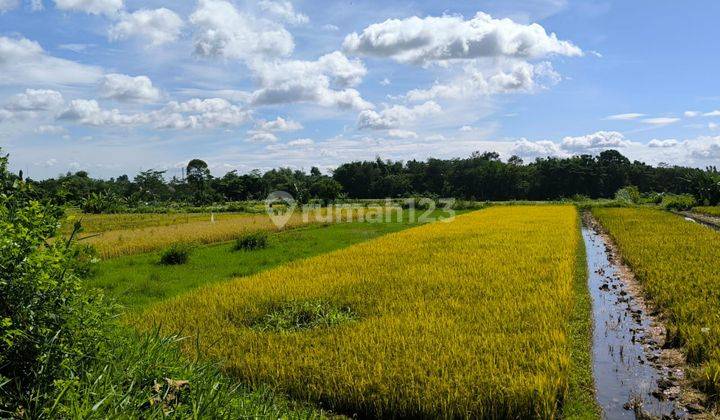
[137, 205, 584, 418]
[593, 207, 720, 395]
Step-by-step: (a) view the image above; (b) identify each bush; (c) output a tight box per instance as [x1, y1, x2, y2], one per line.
[233, 231, 269, 251]
[0, 151, 111, 415]
[614, 186, 641, 204]
[661, 194, 696, 211]
[159, 243, 192, 265]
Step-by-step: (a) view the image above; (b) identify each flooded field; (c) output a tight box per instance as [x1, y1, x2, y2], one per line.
[583, 223, 687, 418]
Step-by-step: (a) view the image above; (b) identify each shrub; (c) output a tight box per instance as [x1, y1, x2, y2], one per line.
[0, 150, 110, 415]
[661, 193, 696, 211]
[159, 243, 192, 265]
[252, 301, 356, 332]
[614, 186, 641, 204]
[233, 231, 269, 251]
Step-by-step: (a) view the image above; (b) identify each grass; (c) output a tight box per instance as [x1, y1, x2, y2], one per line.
[592, 207, 720, 397]
[89, 217, 443, 310]
[44, 325, 330, 419]
[693, 206, 720, 217]
[564, 216, 601, 419]
[135, 205, 589, 418]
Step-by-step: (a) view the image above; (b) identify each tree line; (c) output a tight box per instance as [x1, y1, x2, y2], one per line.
[18, 149, 720, 211]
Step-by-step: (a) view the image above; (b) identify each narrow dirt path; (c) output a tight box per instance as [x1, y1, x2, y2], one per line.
[675, 211, 720, 231]
[582, 212, 705, 419]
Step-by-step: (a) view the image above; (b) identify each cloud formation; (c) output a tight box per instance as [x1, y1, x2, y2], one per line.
[358, 101, 441, 129]
[53, 0, 123, 15]
[99, 73, 161, 102]
[343, 12, 582, 65]
[0, 36, 103, 85]
[190, 0, 294, 60]
[109, 8, 184, 46]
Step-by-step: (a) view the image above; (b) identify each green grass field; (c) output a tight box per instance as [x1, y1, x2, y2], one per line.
[90, 216, 448, 310]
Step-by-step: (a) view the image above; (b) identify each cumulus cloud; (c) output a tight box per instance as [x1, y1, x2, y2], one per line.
[703, 110, 720, 117]
[53, 0, 122, 15]
[246, 131, 278, 143]
[561, 131, 630, 152]
[249, 51, 372, 110]
[0, 0, 19, 12]
[343, 12, 582, 65]
[0, 36, 102, 85]
[387, 129, 418, 139]
[256, 116, 302, 131]
[6, 89, 64, 111]
[406, 61, 558, 101]
[109, 8, 184, 46]
[157, 98, 251, 129]
[190, 0, 294, 60]
[684, 110, 700, 118]
[604, 113, 644, 120]
[648, 139, 678, 148]
[510, 138, 566, 158]
[358, 101, 441, 130]
[258, 0, 308, 25]
[642, 117, 679, 125]
[99, 73, 161, 102]
[58, 99, 149, 126]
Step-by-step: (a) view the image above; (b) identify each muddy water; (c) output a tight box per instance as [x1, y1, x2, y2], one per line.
[582, 225, 684, 419]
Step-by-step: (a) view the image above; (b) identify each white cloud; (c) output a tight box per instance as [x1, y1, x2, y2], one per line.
[29, 0, 43, 11]
[690, 137, 720, 160]
[190, 0, 294, 60]
[322, 24, 339, 31]
[36, 124, 68, 135]
[709, 122, 719, 131]
[249, 51, 372, 110]
[459, 125, 473, 132]
[6, 89, 64, 110]
[58, 99, 149, 126]
[256, 116, 302, 131]
[157, 98, 251, 129]
[703, 110, 720, 117]
[287, 138, 314, 146]
[387, 129, 418, 139]
[0, 109, 14, 122]
[258, 0, 308, 25]
[380, 78, 391, 86]
[99, 73, 161, 102]
[0, 0, 19, 12]
[648, 139, 678, 148]
[511, 138, 566, 158]
[642, 117, 679, 125]
[0, 36, 102, 85]
[246, 131, 278, 143]
[358, 101, 441, 129]
[406, 61, 558, 101]
[684, 110, 700, 118]
[561, 131, 630, 151]
[53, 0, 122, 15]
[109, 8, 184, 46]
[604, 112, 644, 120]
[343, 12, 582, 65]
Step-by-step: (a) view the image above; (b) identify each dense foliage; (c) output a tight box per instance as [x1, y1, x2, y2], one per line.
[0, 152, 110, 416]
[25, 151, 720, 209]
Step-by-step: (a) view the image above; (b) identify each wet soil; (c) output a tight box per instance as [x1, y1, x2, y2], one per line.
[582, 214, 704, 419]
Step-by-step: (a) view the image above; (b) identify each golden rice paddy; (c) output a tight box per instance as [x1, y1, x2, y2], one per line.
[137, 205, 584, 418]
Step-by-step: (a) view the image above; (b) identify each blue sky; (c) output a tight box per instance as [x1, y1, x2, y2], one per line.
[1, 0, 719, 179]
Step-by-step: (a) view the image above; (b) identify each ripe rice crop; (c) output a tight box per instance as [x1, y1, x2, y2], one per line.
[592, 207, 720, 394]
[61, 211, 249, 235]
[82, 213, 313, 258]
[137, 206, 585, 418]
[692, 206, 720, 217]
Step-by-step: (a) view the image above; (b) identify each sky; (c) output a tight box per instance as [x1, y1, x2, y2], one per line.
[1, 0, 720, 179]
